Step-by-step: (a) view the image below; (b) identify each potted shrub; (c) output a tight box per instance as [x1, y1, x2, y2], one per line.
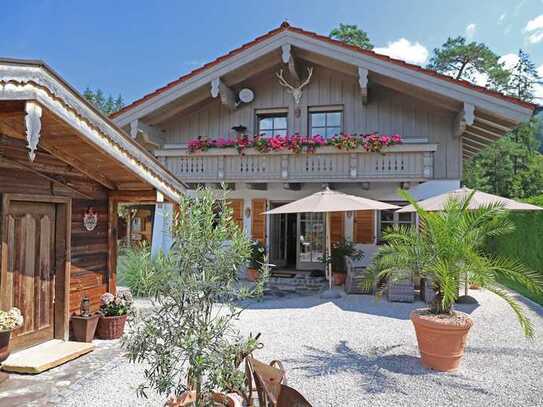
[0, 308, 23, 362]
[124, 188, 269, 405]
[322, 240, 363, 286]
[96, 291, 133, 340]
[246, 240, 265, 282]
[372, 190, 543, 371]
[70, 295, 100, 343]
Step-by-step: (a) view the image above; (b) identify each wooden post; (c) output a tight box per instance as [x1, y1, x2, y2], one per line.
[108, 197, 118, 294]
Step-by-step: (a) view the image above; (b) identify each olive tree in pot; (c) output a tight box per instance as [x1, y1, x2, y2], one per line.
[372, 190, 543, 372]
[123, 188, 269, 406]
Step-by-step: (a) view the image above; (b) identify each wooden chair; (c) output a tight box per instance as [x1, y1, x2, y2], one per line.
[245, 356, 312, 407]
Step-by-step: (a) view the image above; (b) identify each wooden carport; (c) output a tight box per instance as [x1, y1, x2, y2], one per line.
[0, 58, 184, 349]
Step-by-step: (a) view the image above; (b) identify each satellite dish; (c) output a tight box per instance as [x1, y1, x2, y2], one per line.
[238, 88, 255, 104]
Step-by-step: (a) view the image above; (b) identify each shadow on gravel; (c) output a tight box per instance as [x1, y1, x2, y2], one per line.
[285, 340, 490, 396]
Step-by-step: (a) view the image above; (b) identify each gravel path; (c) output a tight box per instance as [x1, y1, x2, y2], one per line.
[55, 290, 543, 407]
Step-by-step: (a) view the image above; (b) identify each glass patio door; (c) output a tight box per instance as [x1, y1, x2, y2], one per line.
[269, 212, 287, 267]
[297, 212, 326, 270]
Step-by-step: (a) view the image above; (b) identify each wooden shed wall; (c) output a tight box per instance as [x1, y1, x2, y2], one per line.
[0, 163, 110, 315]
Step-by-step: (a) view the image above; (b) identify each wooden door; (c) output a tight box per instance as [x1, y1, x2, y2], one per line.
[2, 201, 56, 349]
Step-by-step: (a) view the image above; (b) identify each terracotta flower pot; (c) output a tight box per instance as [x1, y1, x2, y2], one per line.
[333, 272, 346, 286]
[411, 309, 473, 372]
[71, 314, 100, 342]
[165, 391, 242, 407]
[246, 267, 259, 282]
[96, 314, 128, 340]
[0, 330, 12, 363]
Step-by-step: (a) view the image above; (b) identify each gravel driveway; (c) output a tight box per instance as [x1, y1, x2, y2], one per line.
[54, 289, 543, 407]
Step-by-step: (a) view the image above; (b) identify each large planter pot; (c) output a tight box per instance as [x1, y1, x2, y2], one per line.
[96, 314, 128, 340]
[0, 330, 12, 363]
[166, 391, 242, 406]
[333, 272, 346, 286]
[411, 309, 473, 372]
[246, 267, 259, 282]
[71, 314, 100, 343]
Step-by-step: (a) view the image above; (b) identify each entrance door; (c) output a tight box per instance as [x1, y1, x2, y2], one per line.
[297, 212, 326, 270]
[2, 201, 56, 349]
[269, 212, 287, 267]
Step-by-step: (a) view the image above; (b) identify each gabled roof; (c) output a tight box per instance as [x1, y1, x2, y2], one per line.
[0, 58, 185, 201]
[111, 22, 536, 121]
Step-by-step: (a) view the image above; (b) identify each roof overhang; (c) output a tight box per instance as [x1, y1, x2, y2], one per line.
[0, 58, 185, 201]
[111, 24, 535, 140]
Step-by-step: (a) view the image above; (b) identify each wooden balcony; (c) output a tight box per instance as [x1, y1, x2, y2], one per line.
[155, 143, 436, 183]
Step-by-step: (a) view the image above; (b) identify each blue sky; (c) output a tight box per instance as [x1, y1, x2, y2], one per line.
[2, 0, 543, 103]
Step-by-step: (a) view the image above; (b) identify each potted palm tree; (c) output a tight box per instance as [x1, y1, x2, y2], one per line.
[372, 190, 543, 371]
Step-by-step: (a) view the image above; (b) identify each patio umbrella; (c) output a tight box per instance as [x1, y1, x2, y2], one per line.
[395, 187, 543, 299]
[265, 187, 399, 298]
[396, 187, 543, 213]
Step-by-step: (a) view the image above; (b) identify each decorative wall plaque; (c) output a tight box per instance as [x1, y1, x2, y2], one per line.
[83, 207, 98, 231]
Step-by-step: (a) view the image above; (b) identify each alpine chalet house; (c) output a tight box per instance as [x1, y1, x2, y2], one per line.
[111, 23, 536, 272]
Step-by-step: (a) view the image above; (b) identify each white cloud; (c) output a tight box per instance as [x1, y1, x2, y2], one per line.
[498, 13, 506, 24]
[374, 38, 429, 65]
[499, 53, 519, 70]
[524, 14, 543, 44]
[465, 23, 477, 39]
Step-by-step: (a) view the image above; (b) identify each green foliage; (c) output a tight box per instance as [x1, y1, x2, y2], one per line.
[488, 199, 543, 305]
[507, 49, 540, 103]
[123, 188, 269, 405]
[323, 239, 363, 274]
[330, 23, 373, 49]
[83, 87, 124, 115]
[120, 242, 171, 297]
[371, 189, 543, 337]
[248, 240, 265, 269]
[464, 119, 543, 199]
[427, 36, 510, 91]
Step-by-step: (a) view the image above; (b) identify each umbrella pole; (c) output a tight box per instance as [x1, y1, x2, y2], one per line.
[326, 212, 332, 291]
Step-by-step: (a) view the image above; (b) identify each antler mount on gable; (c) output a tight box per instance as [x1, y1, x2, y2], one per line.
[275, 66, 313, 105]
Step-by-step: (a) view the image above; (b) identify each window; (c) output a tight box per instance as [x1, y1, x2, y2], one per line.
[257, 113, 288, 136]
[378, 210, 414, 241]
[309, 110, 342, 137]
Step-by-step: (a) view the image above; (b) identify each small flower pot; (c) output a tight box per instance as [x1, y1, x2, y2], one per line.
[411, 309, 473, 372]
[70, 314, 100, 343]
[246, 267, 259, 282]
[96, 314, 128, 340]
[0, 330, 12, 363]
[332, 272, 346, 286]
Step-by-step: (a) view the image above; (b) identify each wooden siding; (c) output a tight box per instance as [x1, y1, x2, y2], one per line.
[354, 211, 374, 244]
[0, 149, 110, 316]
[160, 64, 459, 179]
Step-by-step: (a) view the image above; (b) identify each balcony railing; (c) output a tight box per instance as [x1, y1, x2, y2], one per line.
[155, 143, 436, 183]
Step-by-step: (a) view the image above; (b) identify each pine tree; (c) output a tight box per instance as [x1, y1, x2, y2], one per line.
[82, 88, 125, 115]
[508, 49, 540, 103]
[330, 24, 373, 50]
[427, 36, 510, 91]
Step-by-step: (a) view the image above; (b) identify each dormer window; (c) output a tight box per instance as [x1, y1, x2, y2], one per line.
[309, 107, 343, 137]
[257, 110, 288, 136]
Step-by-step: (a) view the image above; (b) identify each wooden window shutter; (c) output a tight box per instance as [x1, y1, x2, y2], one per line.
[251, 199, 267, 243]
[354, 210, 374, 244]
[330, 212, 344, 244]
[226, 199, 244, 231]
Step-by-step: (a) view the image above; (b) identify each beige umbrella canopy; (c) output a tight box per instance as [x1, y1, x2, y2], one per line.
[396, 187, 543, 213]
[265, 188, 398, 298]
